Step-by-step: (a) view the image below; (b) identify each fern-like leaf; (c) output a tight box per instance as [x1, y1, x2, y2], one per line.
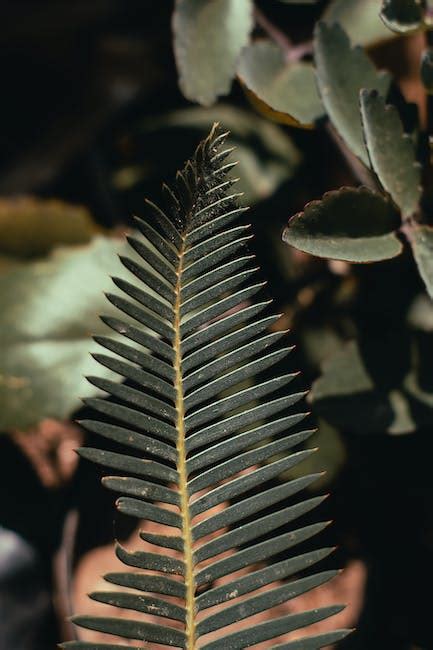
[63, 126, 350, 649]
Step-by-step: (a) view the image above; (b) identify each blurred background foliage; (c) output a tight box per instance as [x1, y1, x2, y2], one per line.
[1, 1, 433, 649]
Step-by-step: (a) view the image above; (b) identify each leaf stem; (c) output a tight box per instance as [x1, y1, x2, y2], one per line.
[254, 6, 292, 51]
[174, 236, 196, 649]
[253, 6, 312, 62]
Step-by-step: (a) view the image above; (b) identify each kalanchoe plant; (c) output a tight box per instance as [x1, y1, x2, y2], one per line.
[61, 126, 349, 649]
[278, 11, 433, 437]
[284, 20, 431, 295]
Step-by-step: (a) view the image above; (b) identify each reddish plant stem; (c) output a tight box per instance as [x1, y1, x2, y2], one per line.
[253, 6, 292, 51]
[253, 5, 313, 62]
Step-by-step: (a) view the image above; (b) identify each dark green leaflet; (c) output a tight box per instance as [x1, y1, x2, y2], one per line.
[194, 497, 326, 563]
[78, 447, 178, 483]
[89, 592, 186, 622]
[197, 572, 339, 636]
[196, 542, 335, 611]
[65, 126, 348, 649]
[93, 335, 174, 380]
[104, 572, 185, 598]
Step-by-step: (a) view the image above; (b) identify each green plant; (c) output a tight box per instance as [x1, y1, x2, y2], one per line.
[62, 126, 349, 648]
[279, 6, 433, 436]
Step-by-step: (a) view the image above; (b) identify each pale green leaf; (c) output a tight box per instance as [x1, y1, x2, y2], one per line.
[237, 40, 324, 127]
[283, 186, 402, 262]
[314, 22, 391, 166]
[0, 237, 142, 430]
[323, 0, 396, 45]
[360, 89, 422, 217]
[173, 0, 253, 106]
[410, 224, 433, 298]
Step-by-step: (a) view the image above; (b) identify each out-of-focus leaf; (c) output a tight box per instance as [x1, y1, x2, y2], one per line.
[311, 341, 418, 434]
[0, 236, 141, 431]
[311, 341, 384, 431]
[282, 420, 347, 489]
[0, 526, 50, 650]
[140, 105, 301, 204]
[0, 256, 22, 274]
[283, 187, 402, 262]
[380, 0, 425, 33]
[0, 197, 99, 258]
[237, 40, 324, 128]
[301, 327, 345, 371]
[408, 293, 433, 331]
[405, 369, 433, 408]
[421, 49, 433, 93]
[314, 22, 391, 166]
[173, 0, 253, 106]
[406, 321, 433, 402]
[410, 224, 433, 298]
[322, 0, 396, 45]
[360, 90, 422, 217]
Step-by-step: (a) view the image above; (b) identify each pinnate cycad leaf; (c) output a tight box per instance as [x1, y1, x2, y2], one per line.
[62, 126, 349, 648]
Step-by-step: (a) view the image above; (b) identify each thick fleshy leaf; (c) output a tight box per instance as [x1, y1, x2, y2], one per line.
[0, 196, 99, 259]
[314, 22, 391, 166]
[283, 187, 402, 262]
[71, 127, 345, 648]
[410, 224, 433, 298]
[380, 0, 425, 33]
[322, 0, 395, 45]
[237, 40, 324, 128]
[173, 0, 253, 105]
[141, 104, 301, 205]
[0, 237, 143, 430]
[360, 90, 421, 217]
